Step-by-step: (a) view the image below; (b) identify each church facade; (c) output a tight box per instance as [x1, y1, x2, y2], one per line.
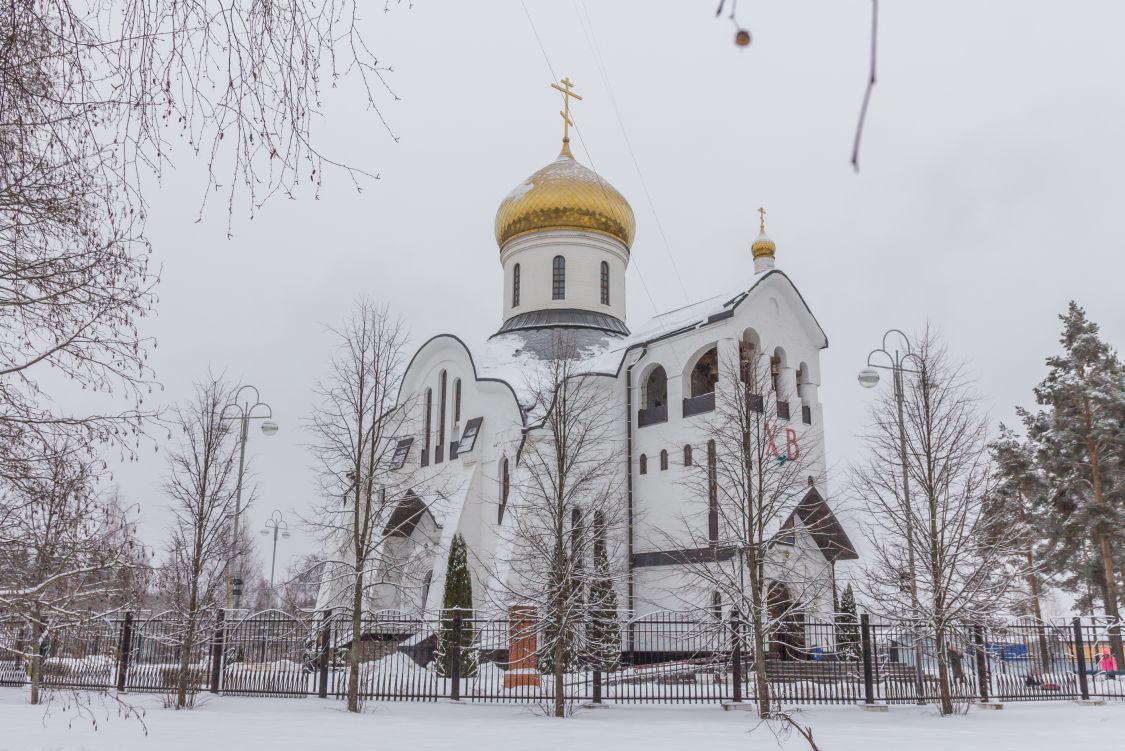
[318, 99, 856, 652]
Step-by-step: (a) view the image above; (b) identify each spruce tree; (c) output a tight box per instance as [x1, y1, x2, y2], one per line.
[1022, 302, 1125, 667]
[439, 533, 476, 677]
[834, 584, 860, 662]
[584, 526, 621, 672]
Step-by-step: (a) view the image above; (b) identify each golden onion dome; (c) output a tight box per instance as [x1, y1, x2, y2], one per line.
[495, 141, 636, 250]
[751, 229, 776, 259]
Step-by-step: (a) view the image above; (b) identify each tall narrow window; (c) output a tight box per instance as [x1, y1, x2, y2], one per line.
[639, 454, 648, 475]
[512, 263, 521, 307]
[552, 255, 566, 300]
[711, 591, 723, 620]
[422, 388, 432, 466]
[436, 371, 447, 463]
[659, 449, 668, 471]
[453, 378, 462, 424]
[571, 508, 583, 557]
[707, 439, 718, 542]
[683, 444, 693, 466]
[498, 457, 510, 524]
[600, 261, 610, 305]
[593, 510, 606, 559]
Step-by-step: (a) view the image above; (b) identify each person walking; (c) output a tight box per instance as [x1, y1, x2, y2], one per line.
[948, 643, 966, 683]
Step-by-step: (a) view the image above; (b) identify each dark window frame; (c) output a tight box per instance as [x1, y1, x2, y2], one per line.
[639, 454, 648, 475]
[453, 378, 462, 424]
[600, 261, 610, 305]
[456, 416, 483, 455]
[707, 439, 718, 542]
[436, 371, 447, 463]
[683, 444, 693, 466]
[422, 388, 432, 467]
[512, 263, 521, 307]
[391, 437, 413, 470]
[498, 456, 510, 524]
[552, 255, 566, 300]
[659, 449, 668, 471]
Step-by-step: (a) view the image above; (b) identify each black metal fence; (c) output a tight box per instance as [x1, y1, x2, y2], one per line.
[1, 610, 1122, 706]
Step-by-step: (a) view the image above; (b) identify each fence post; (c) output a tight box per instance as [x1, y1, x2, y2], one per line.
[1073, 617, 1089, 701]
[973, 623, 989, 703]
[450, 610, 462, 701]
[209, 610, 225, 694]
[317, 609, 331, 699]
[115, 612, 133, 693]
[592, 666, 602, 704]
[730, 608, 743, 704]
[861, 613, 874, 705]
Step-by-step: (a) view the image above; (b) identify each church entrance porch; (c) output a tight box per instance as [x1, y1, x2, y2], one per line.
[768, 583, 807, 661]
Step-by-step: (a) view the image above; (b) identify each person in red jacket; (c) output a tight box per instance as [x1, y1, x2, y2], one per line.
[1098, 648, 1118, 679]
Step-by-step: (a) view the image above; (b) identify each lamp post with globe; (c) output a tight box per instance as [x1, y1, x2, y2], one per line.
[221, 384, 279, 610]
[858, 328, 927, 704]
[261, 510, 291, 610]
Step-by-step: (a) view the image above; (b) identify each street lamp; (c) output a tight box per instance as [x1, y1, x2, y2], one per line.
[260, 510, 291, 610]
[221, 384, 278, 610]
[858, 328, 927, 705]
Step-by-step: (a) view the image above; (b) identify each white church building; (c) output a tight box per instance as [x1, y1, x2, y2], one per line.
[318, 92, 857, 656]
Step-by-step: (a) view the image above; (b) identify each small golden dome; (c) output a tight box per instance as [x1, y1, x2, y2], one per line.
[751, 207, 775, 259]
[495, 142, 636, 249]
[752, 230, 776, 259]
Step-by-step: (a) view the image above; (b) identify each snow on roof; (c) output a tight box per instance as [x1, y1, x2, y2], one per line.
[471, 271, 806, 413]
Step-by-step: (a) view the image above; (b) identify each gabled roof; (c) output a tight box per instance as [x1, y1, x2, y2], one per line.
[780, 486, 859, 563]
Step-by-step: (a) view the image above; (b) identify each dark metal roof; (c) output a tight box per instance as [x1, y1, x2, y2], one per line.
[496, 308, 630, 336]
[781, 486, 859, 563]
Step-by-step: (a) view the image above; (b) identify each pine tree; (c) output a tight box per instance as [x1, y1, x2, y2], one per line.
[988, 425, 1053, 670]
[834, 584, 860, 662]
[438, 533, 476, 678]
[584, 519, 621, 672]
[1023, 302, 1125, 668]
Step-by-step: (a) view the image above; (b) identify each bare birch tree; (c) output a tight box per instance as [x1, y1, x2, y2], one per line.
[852, 329, 1023, 715]
[0, 435, 143, 705]
[159, 376, 255, 709]
[305, 298, 441, 713]
[2, 1, 400, 474]
[658, 344, 829, 719]
[491, 336, 625, 718]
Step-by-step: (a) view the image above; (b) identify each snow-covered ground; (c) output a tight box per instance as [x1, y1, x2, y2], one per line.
[0, 691, 1120, 751]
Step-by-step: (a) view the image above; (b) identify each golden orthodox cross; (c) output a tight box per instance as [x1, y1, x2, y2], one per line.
[758, 206, 767, 232]
[550, 77, 583, 144]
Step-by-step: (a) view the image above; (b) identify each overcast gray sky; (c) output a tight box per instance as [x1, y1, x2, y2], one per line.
[114, 1, 1125, 579]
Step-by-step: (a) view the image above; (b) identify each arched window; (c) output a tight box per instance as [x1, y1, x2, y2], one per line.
[552, 255, 566, 300]
[711, 590, 723, 620]
[707, 439, 717, 542]
[498, 457, 510, 524]
[437, 370, 447, 463]
[453, 378, 462, 424]
[683, 444, 693, 466]
[571, 507, 583, 557]
[690, 347, 720, 397]
[512, 263, 521, 307]
[643, 366, 668, 409]
[740, 329, 761, 385]
[422, 388, 432, 466]
[771, 348, 787, 394]
[600, 261, 610, 305]
[639, 454, 648, 475]
[659, 449, 668, 471]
